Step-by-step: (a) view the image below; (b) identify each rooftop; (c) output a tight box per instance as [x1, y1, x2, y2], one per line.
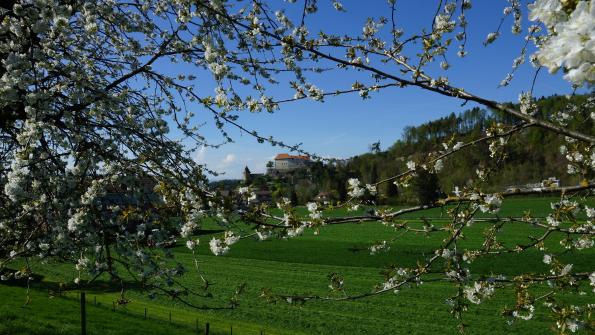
[274, 153, 310, 161]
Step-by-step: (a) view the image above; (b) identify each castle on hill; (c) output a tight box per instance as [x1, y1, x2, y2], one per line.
[269, 153, 312, 172]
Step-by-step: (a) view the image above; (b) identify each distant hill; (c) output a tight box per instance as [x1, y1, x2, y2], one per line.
[210, 179, 242, 190]
[340, 94, 593, 204]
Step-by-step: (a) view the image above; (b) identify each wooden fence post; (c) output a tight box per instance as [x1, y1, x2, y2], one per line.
[205, 322, 210, 335]
[144, 307, 147, 319]
[80, 292, 86, 335]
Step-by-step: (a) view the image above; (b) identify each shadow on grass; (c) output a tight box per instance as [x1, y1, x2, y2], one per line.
[0, 269, 148, 296]
[197, 228, 226, 235]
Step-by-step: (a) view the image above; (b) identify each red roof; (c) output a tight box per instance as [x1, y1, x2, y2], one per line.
[274, 153, 310, 160]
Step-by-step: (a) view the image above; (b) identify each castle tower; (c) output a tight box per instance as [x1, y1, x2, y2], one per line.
[243, 166, 252, 185]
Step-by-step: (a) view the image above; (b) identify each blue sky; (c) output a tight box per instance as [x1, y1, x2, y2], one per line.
[177, 1, 577, 180]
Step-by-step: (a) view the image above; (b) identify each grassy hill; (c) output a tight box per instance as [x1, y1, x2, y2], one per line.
[1, 197, 593, 334]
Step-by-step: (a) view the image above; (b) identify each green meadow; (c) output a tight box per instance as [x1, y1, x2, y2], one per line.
[1, 196, 593, 334]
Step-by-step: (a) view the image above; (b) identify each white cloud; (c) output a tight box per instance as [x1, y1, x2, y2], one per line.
[220, 153, 236, 168]
[192, 141, 279, 180]
[195, 146, 207, 163]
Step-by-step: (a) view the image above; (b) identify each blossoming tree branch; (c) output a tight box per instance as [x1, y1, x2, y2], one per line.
[0, 0, 593, 332]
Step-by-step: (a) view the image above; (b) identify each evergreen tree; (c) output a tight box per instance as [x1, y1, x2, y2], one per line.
[412, 170, 442, 205]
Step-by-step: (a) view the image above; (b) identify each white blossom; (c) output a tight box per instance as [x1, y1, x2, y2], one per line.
[519, 92, 537, 115]
[560, 145, 568, 154]
[209, 231, 239, 255]
[513, 304, 535, 320]
[209, 237, 229, 256]
[546, 215, 560, 227]
[256, 230, 272, 241]
[347, 178, 365, 198]
[75, 257, 90, 271]
[452, 142, 464, 151]
[186, 239, 198, 250]
[4, 159, 29, 202]
[453, 186, 461, 197]
[369, 241, 389, 254]
[434, 14, 455, 32]
[543, 254, 552, 264]
[478, 194, 502, 213]
[67, 211, 86, 232]
[464, 282, 495, 304]
[484, 32, 499, 45]
[565, 319, 581, 333]
[181, 220, 199, 238]
[574, 237, 593, 249]
[307, 85, 324, 101]
[287, 225, 306, 237]
[534, 1, 595, 86]
[434, 159, 444, 172]
[528, 0, 567, 27]
[439, 248, 454, 259]
[224, 231, 240, 245]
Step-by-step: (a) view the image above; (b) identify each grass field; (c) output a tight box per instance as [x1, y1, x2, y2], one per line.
[1, 196, 593, 334]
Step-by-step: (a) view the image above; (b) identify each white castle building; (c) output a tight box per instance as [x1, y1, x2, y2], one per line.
[268, 153, 312, 173]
